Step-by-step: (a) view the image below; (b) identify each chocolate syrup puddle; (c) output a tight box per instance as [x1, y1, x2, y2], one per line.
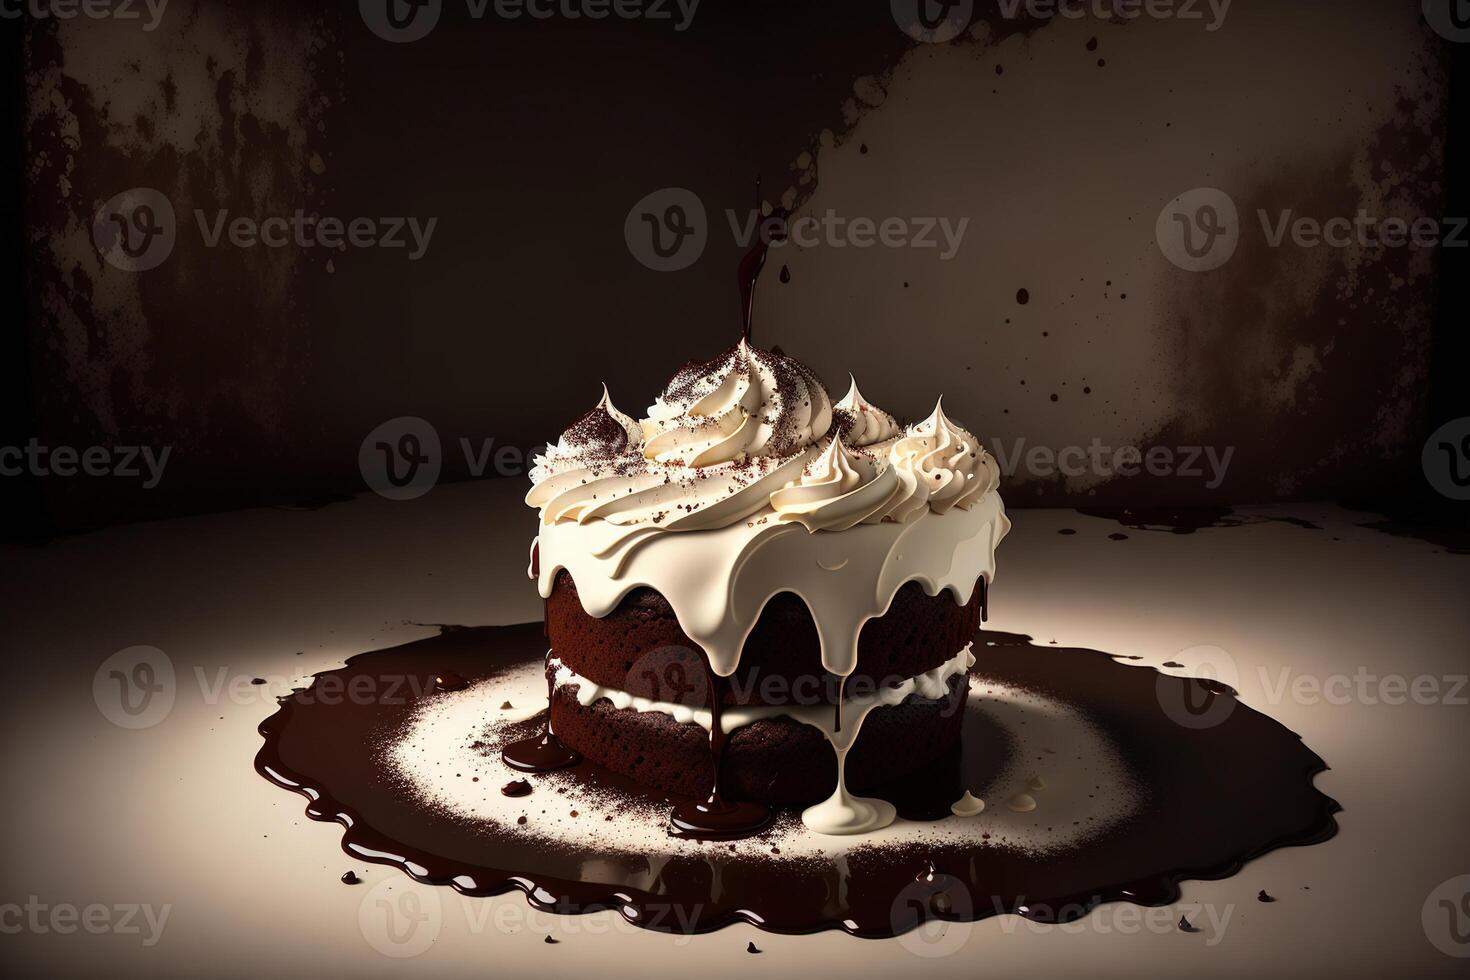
[501, 653, 581, 773]
[256, 623, 1339, 937]
[668, 666, 772, 840]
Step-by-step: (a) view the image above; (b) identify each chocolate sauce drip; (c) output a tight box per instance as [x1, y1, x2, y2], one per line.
[737, 179, 789, 343]
[501, 653, 581, 773]
[668, 662, 772, 840]
[979, 578, 989, 623]
[257, 622, 1339, 938]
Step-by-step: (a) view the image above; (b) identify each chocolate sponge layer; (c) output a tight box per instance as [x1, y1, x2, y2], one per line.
[549, 672, 969, 806]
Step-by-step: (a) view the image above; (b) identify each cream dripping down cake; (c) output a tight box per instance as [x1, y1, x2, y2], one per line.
[513, 339, 1009, 838]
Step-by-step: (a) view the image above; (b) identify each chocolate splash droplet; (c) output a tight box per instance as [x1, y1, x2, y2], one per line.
[502, 779, 532, 797]
[543, 935, 559, 945]
[1016, 288, 1030, 305]
[746, 941, 762, 954]
[434, 673, 468, 693]
[1258, 889, 1276, 903]
[340, 871, 361, 885]
[1179, 915, 1200, 933]
[778, 264, 791, 284]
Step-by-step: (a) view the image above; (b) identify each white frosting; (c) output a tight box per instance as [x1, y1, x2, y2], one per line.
[535, 493, 1009, 679]
[552, 644, 975, 836]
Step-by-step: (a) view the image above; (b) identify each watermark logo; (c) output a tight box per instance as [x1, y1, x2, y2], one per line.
[995, 0, 1231, 31]
[990, 437, 1233, 488]
[0, 897, 172, 946]
[626, 645, 708, 708]
[93, 646, 176, 730]
[360, 417, 442, 501]
[1424, 0, 1470, 43]
[891, 0, 973, 43]
[625, 187, 708, 272]
[1156, 187, 1239, 272]
[94, 187, 437, 272]
[361, 0, 443, 42]
[1155, 644, 1238, 730]
[0, 441, 171, 488]
[625, 188, 971, 271]
[1424, 875, 1470, 957]
[0, 0, 170, 31]
[93, 188, 176, 273]
[359, 877, 442, 958]
[1422, 418, 1470, 501]
[892, 873, 974, 957]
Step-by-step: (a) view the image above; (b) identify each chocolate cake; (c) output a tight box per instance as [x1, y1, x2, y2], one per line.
[511, 340, 1010, 837]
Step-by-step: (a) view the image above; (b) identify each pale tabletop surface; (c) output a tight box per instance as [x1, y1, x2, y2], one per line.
[2, 478, 1466, 978]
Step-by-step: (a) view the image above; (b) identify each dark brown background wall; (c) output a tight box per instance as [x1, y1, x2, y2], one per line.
[7, 0, 1466, 534]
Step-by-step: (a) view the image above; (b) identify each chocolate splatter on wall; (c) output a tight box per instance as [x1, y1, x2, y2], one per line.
[758, 5, 1443, 507]
[24, 2, 339, 527]
[15, 1, 1448, 529]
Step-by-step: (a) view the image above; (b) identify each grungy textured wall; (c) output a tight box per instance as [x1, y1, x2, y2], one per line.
[18, 1, 1448, 529]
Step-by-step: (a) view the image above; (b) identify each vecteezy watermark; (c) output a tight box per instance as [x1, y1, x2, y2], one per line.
[990, 437, 1235, 489]
[358, 417, 539, 501]
[0, 0, 169, 30]
[0, 440, 171, 488]
[359, 0, 699, 43]
[1155, 645, 1239, 730]
[1158, 187, 1469, 272]
[94, 645, 488, 730]
[1424, 875, 1470, 958]
[624, 188, 709, 272]
[357, 875, 703, 956]
[1154, 645, 1469, 730]
[891, 0, 974, 43]
[93, 646, 176, 730]
[890, 877, 1237, 958]
[92, 187, 437, 273]
[624, 187, 970, 272]
[0, 898, 172, 947]
[359, 877, 442, 958]
[1424, 0, 1470, 43]
[359, 417, 443, 501]
[1421, 418, 1470, 502]
[995, 0, 1231, 31]
[1155, 187, 1240, 272]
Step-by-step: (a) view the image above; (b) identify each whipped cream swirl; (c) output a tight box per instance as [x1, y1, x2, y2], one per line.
[770, 436, 901, 531]
[833, 376, 902, 448]
[526, 345, 1001, 532]
[887, 401, 999, 514]
[643, 339, 832, 467]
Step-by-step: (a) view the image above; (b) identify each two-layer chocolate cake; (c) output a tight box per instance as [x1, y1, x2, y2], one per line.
[513, 339, 1009, 837]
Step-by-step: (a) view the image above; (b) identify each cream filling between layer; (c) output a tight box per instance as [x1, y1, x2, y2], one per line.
[551, 644, 974, 837]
